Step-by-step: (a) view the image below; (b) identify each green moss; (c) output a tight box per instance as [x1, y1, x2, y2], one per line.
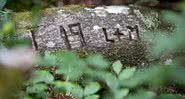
[13, 4, 87, 20]
[62, 4, 87, 13]
[101, 40, 149, 66]
[74, 40, 150, 67]
[13, 11, 32, 24]
[41, 7, 61, 16]
[16, 28, 29, 34]
[130, 5, 159, 31]
[13, 5, 87, 34]
[12, 12, 32, 34]
[41, 4, 87, 16]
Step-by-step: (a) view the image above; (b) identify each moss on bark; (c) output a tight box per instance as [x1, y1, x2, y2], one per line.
[12, 5, 87, 34]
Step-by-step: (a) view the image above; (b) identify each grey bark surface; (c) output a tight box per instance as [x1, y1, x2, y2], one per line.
[17, 5, 162, 66]
[19, 6, 158, 51]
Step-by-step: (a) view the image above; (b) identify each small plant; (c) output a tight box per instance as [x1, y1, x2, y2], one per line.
[20, 51, 185, 99]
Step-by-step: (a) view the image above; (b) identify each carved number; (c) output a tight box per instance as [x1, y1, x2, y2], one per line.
[59, 26, 72, 50]
[68, 23, 86, 46]
[126, 25, 140, 41]
[113, 28, 124, 41]
[30, 30, 38, 50]
[103, 25, 140, 42]
[102, 28, 115, 43]
[60, 23, 86, 50]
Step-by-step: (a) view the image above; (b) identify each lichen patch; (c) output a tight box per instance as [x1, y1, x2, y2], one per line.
[105, 6, 130, 14]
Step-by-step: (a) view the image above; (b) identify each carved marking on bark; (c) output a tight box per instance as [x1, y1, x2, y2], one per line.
[113, 28, 124, 41]
[59, 25, 71, 50]
[127, 25, 140, 41]
[68, 23, 86, 47]
[102, 28, 115, 43]
[30, 30, 38, 50]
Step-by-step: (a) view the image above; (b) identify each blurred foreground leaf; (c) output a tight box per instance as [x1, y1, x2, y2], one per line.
[26, 84, 48, 94]
[53, 81, 83, 99]
[86, 54, 109, 69]
[118, 67, 136, 80]
[84, 82, 101, 96]
[115, 88, 129, 99]
[126, 90, 156, 99]
[56, 52, 86, 81]
[0, 0, 6, 10]
[85, 95, 100, 99]
[30, 70, 54, 84]
[112, 60, 122, 75]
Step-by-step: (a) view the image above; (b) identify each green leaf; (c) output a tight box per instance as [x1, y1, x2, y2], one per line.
[31, 5, 41, 27]
[26, 84, 48, 94]
[71, 84, 83, 99]
[40, 52, 57, 66]
[84, 82, 101, 96]
[54, 51, 77, 63]
[26, 84, 48, 99]
[0, 0, 6, 10]
[56, 59, 86, 80]
[158, 94, 184, 99]
[104, 73, 119, 91]
[36, 91, 49, 99]
[118, 67, 136, 80]
[86, 54, 109, 69]
[115, 88, 129, 99]
[85, 95, 100, 99]
[53, 81, 73, 92]
[53, 81, 83, 99]
[126, 90, 156, 99]
[31, 70, 54, 84]
[112, 60, 122, 75]
[23, 96, 33, 99]
[55, 51, 87, 81]
[3, 38, 32, 48]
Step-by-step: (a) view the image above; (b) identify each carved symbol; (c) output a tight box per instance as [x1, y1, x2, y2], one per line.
[30, 30, 38, 50]
[102, 28, 115, 43]
[126, 25, 140, 41]
[68, 23, 86, 47]
[113, 28, 124, 41]
[59, 26, 71, 50]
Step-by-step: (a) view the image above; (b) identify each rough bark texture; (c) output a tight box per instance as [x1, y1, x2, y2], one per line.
[14, 5, 160, 66]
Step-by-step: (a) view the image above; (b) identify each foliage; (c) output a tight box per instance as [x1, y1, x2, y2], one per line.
[21, 1, 185, 98]
[1, 0, 185, 99]
[0, 0, 9, 29]
[21, 50, 185, 99]
[0, 0, 6, 10]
